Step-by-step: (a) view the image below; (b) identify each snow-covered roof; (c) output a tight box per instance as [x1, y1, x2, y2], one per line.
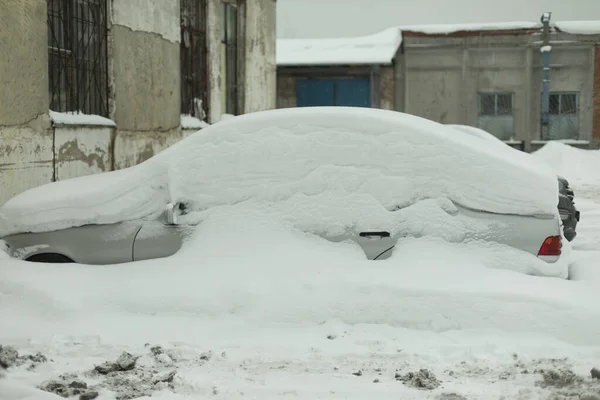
[400, 21, 542, 35]
[276, 20, 600, 66]
[554, 21, 600, 35]
[276, 27, 403, 66]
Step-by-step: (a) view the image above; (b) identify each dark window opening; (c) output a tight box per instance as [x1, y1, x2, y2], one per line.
[180, 0, 208, 119]
[47, 0, 109, 117]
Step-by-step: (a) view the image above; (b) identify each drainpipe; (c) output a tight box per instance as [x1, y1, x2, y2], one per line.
[540, 12, 552, 139]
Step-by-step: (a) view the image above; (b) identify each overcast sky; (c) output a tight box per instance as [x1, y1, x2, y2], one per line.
[277, 0, 600, 38]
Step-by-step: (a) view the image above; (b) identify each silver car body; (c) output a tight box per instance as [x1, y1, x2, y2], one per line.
[3, 201, 561, 264]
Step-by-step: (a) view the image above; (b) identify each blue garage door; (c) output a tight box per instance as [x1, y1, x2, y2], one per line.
[296, 78, 371, 108]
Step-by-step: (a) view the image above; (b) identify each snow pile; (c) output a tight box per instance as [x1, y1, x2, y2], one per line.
[0, 107, 558, 237]
[533, 142, 600, 189]
[276, 27, 402, 66]
[0, 211, 594, 345]
[554, 21, 600, 35]
[49, 110, 116, 127]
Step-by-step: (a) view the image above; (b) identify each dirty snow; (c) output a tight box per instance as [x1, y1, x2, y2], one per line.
[276, 27, 402, 66]
[554, 20, 600, 35]
[49, 110, 116, 127]
[0, 108, 559, 238]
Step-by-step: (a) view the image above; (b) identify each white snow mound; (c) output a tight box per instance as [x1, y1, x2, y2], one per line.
[0, 107, 558, 236]
[0, 211, 595, 344]
[533, 141, 600, 189]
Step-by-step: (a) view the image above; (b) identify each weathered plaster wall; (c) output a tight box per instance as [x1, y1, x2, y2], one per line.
[276, 76, 297, 108]
[401, 32, 599, 147]
[530, 46, 594, 142]
[110, 0, 182, 169]
[54, 126, 114, 181]
[206, 0, 224, 123]
[244, 0, 277, 113]
[111, 0, 180, 43]
[114, 128, 183, 169]
[0, 0, 52, 206]
[591, 45, 600, 148]
[380, 66, 395, 111]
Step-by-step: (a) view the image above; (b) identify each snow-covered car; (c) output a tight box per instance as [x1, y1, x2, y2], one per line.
[447, 124, 579, 242]
[0, 108, 564, 274]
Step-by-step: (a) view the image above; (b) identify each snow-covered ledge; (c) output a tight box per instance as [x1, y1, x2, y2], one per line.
[181, 114, 210, 137]
[49, 110, 116, 127]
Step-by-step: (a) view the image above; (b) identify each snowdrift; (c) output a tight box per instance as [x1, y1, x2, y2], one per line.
[0, 107, 558, 237]
[0, 211, 596, 345]
[533, 141, 600, 189]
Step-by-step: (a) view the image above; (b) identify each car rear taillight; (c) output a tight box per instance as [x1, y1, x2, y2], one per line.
[537, 235, 562, 256]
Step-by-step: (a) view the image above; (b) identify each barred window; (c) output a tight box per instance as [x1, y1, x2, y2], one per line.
[47, 0, 109, 116]
[180, 0, 208, 119]
[540, 92, 579, 140]
[477, 92, 515, 140]
[221, 1, 239, 115]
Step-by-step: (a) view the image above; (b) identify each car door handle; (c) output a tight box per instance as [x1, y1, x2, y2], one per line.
[359, 231, 391, 238]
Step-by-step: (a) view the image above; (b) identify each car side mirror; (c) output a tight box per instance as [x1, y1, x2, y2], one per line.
[165, 203, 178, 225]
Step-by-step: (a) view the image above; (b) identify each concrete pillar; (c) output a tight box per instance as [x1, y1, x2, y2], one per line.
[523, 45, 534, 153]
[0, 0, 53, 205]
[243, 0, 277, 113]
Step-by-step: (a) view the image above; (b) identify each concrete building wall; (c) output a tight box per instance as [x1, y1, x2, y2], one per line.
[0, 0, 53, 204]
[400, 32, 600, 149]
[276, 76, 297, 108]
[54, 126, 114, 181]
[530, 45, 594, 144]
[594, 45, 600, 146]
[207, 0, 224, 123]
[0, 0, 277, 205]
[380, 66, 396, 111]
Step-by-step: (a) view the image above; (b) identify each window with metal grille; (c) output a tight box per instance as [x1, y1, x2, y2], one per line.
[47, 0, 109, 117]
[477, 92, 515, 140]
[542, 92, 579, 140]
[180, 0, 208, 119]
[221, 1, 239, 115]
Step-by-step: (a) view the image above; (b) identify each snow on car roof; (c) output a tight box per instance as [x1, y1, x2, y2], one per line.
[446, 124, 506, 145]
[0, 107, 559, 237]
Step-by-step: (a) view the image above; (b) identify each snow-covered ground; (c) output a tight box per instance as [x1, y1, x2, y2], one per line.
[1, 142, 600, 399]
